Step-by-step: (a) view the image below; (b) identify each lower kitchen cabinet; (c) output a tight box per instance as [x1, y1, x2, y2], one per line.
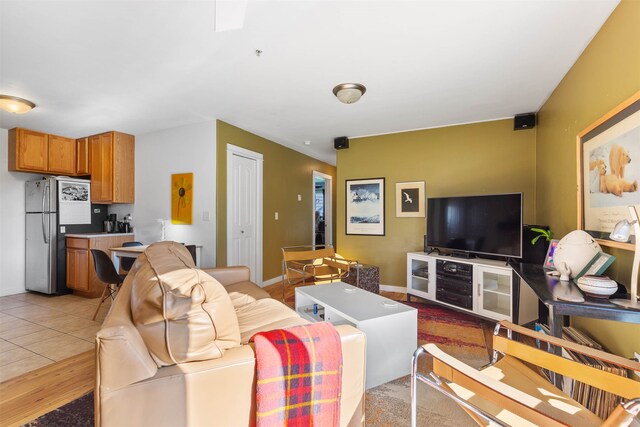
[66, 234, 134, 297]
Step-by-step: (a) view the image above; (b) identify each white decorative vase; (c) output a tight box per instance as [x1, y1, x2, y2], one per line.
[553, 230, 601, 281]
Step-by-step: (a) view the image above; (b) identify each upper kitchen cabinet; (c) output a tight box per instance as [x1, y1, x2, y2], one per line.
[76, 137, 90, 175]
[9, 128, 77, 175]
[48, 135, 76, 175]
[90, 131, 134, 204]
[8, 128, 49, 172]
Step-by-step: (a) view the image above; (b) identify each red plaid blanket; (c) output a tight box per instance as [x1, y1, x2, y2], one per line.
[252, 322, 343, 426]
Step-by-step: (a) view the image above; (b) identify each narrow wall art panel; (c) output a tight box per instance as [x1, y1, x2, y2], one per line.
[172, 173, 193, 225]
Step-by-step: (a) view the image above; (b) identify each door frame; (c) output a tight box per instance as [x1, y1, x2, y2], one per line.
[312, 171, 332, 246]
[226, 144, 263, 285]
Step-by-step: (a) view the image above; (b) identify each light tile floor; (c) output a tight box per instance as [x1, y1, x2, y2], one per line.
[0, 292, 110, 382]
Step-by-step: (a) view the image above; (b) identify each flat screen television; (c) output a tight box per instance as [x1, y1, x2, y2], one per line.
[427, 193, 523, 258]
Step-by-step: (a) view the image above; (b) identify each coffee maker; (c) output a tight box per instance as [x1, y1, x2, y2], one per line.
[103, 214, 117, 233]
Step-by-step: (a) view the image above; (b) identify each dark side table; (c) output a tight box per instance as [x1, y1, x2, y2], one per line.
[510, 262, 640, 386]
[342, 264, 380, 294]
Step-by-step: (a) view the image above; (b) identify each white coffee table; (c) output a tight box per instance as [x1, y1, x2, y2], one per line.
[295, 282, 417, 389]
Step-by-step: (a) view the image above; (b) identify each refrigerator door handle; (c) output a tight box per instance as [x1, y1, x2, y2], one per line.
[42, 182, 49, 244]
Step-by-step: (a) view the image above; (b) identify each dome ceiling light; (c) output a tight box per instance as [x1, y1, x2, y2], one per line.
[332, 83, 366, 104]
[0, 95, 36, 114]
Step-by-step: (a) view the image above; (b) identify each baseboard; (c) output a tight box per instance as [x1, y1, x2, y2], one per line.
[260, 276, 282, 288]
[379, 284, 407, 294]
[0, 287, 26, 297]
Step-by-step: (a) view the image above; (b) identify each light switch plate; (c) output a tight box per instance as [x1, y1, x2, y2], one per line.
[60, 226, 66, 233]
[275, 212, 279, 220]
[202, 211, 210, 222]
[297, 194, 302, 201]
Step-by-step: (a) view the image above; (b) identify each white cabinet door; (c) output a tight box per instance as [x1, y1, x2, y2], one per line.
[407, 254, 436, 300]
[476, 265, 512, 321]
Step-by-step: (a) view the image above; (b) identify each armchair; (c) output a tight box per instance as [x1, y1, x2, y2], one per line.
[281, 244, 358, 299]
[411, 320, 640, 426]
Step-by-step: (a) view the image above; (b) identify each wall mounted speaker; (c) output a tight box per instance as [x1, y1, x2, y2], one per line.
[334, 136, 349, 150]
[514, 113, 536, 130]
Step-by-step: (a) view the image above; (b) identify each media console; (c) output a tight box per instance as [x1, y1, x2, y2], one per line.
[407, 252, 538, 324]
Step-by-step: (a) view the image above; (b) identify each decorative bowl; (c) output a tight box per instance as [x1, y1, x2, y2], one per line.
[575, 275, 617, 298]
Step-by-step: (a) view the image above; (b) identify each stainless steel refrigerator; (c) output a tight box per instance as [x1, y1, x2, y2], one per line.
[25, 177, 106, 294]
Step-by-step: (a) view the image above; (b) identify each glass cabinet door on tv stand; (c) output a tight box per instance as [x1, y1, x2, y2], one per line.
[476, 265, 512, 321]
[406, 253, 435, 300]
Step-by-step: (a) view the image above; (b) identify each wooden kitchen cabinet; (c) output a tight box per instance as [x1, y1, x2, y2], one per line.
[8, 128, 49, 172]
[66, 234, 134, 297]
[9, 128, 77, 175]
[76, 137, 90, 175]
[67, 247, 90, 292]
[90, 131, 134, 203]
[48, 135, 76, 174]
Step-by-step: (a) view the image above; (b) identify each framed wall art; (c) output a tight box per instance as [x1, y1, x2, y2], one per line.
[171, 172, 193, 225]
[578, 90, 640, 250]
[395, 181, 425, 217]
[346, 178, 385, 235]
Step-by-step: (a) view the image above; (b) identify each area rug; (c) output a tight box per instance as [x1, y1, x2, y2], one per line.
[23, 300, 491, 427]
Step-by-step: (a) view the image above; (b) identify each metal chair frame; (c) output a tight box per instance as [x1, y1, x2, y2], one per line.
[281, 245, 358, 301]
[410, 321, 640, 427]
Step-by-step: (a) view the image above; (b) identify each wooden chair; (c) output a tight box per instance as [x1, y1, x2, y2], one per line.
[411, 320, 640, 427]
[281, 245, 357, 300]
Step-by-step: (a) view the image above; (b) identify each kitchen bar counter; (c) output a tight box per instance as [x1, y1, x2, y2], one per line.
[66, 232, 135, 238]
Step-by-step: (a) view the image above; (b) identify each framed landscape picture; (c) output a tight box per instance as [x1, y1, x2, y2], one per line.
[346, 178, 385, 235]
[578, 91, 640, 250]
[396, 181, 425, 217]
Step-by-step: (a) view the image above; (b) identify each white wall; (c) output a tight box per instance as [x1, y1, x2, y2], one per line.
[109, 121, 217, 267]
[0, 128, 44, 296]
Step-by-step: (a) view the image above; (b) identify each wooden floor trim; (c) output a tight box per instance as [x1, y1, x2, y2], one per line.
[0, 350, 95, 427]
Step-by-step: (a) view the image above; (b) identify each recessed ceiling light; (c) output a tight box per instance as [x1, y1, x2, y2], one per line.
[304, 140, 311, 145]
[0, 95, 36, 114]
[332, 83, 366, 104]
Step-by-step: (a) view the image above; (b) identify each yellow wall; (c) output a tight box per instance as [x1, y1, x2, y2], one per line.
[336, 119, 536, 286]
[536, 0, 640, 357]
[216, 120, 336, 281]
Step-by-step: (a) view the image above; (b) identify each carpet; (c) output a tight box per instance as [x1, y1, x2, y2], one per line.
[23, 300, 491, 427]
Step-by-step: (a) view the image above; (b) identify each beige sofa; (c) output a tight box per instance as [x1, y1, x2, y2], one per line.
[95, 242, 366, 427]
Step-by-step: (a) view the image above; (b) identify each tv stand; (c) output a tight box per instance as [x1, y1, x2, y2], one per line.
[406, 252, 537, 325]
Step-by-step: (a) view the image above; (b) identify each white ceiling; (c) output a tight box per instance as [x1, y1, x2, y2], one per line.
[0, 0, 619, 165]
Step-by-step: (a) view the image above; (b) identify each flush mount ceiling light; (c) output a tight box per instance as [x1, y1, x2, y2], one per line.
[0, 95, 36, 114]
[332, 83, 366, 104]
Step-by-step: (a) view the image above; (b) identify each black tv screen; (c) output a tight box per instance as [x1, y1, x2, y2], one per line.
[427, 193, 523, 258]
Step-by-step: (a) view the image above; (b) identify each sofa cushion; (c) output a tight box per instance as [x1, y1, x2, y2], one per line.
[235, 298, 307, 344]
[130, 241, 241, 366]
[225, 281, 271, 308]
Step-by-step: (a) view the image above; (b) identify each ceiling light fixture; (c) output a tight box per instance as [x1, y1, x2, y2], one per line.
[332, 83, 366, 104]
[0, 95, 36, 114]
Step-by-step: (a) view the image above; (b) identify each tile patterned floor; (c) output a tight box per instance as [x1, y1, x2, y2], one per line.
[0, 292, 110, 383]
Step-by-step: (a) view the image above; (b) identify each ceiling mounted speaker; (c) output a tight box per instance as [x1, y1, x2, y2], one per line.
[334, 136, 349, 150]
[514, 113, 536, 130]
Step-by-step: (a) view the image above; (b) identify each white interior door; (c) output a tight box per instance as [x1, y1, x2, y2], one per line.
[227, 145, 263, 284]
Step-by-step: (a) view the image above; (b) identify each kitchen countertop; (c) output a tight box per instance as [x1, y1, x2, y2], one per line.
[66, 233, 136, 238]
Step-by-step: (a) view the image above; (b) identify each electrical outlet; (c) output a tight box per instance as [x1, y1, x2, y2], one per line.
[635, 352, 640, 378]
[297, 194, 302, 201]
